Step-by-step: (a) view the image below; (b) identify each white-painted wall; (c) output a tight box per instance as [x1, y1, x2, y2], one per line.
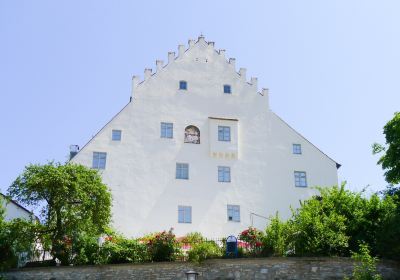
[71, 36, 338, 238]
[1, 197, 33, 221]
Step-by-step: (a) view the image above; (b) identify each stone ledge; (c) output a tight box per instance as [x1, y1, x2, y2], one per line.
[2, 257, 400, 280]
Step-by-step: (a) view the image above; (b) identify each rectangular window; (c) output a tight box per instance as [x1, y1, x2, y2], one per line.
[92, 152, 107, 169]
[223, 85, 231, 94]
[218, 126, 231, 141]
[179, 80, 187, 90]
[293, 144, 302, 154]
[176, 163, 189, 179]
[178, 206, 192, 223]
[294, 171, 307, 187]
[218, 166, 231, 182]
[112, 130, 122, 141]
[227, 205, 240, 222]
[161, 122, 173, 138]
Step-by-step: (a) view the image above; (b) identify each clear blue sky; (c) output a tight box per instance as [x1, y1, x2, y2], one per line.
[1, 1, 399, 196]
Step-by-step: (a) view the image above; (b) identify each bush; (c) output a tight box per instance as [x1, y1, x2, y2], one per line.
[375, 195, 400, 260]
[181, 232, 204, 244]
[345, 244, 382, 280]
[239, 227, 265, 257]
[0, 216, 38, 270]
[264, 214, 291, 256]
[277, 184, 397, 257]
[99, 236, 150, 264]
[288, 197, 349, 256]
[188, 241, 222, 263]
[145, 229, 180, 262]
[73, 233, 150, 265]
[72, 233, 101, 265]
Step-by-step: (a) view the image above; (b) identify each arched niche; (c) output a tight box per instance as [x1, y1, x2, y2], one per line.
[184, 125, 200, 144]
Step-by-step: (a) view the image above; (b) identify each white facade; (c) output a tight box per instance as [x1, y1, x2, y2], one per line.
[1, 194, 34, 222]
[71, 36, 339, 238]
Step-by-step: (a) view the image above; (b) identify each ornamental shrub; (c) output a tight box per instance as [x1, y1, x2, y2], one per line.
[73, 233, 150, 265]
[239, 227, 264, 256]
[99, 236, 150, 264]
[72, 233, 104, 265]
[145, 229, 180, 262]
[188, 241, 222, 263]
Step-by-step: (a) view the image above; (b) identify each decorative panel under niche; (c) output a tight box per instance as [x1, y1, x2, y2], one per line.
[208, 117, 239, 160]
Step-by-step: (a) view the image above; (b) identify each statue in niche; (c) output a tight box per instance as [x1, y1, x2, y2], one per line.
[184, 125, 200, 144]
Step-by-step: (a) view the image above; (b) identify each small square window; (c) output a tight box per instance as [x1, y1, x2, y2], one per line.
[218, 126, 231, 142]
[178, 206, 192, 223]
[112, 130, 122, 141]
[161, 122, 173, 138]
[223, 85, 231, 94]
[293, 144, 302, 154]
[92, 152, 107, 170]
[294, 171, 307, 187]
[218, 166, 231, 182]
[176, 163, 189, 180]
[179, 80, 187, 90]
[227, 205, 240, 222]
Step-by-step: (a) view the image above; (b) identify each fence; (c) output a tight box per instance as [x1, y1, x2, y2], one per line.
[22, 236, 256, 265]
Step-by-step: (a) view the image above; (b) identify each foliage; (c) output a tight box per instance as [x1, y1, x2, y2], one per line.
[372, 112, 400, 185]
[264, 184, 398, 258]
[256, 184, 400, 261]
[345, 244, 382, 280]
[188, 241, 222, 263]
[181, 232, 204, 244]
[239, 227, 264, 256]
[374, 197, 400, 260]
[264, 213, 291, 256]
[143, 229, 180, 262]
[288, 195, 349, 256]
[0, 197, 38, 270]
[8, 162, 112, 265]
[71, 233, 102, 265]
[99, 235, 150, 264]
[72, 230, 152, 265]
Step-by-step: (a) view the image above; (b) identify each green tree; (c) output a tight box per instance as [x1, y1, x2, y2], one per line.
[372, 112, 400, 185]
[8, 162, 112, 265]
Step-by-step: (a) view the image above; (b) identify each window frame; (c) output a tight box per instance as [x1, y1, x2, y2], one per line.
[218, 126, 231, 142]
[161, 122, 173, 138]
[92, 152, 107, 170]
[112, 130, 122, 141]
[176, 163, 189, 180]
[218, 166, 231, 182]
[227, 204, 240, 222]
[223, 84, 231, 94]
[179, 80, 187, 90]
[293, 144, 302, 155]
[178, 205, 192, 223]
[294, 171, 307, 187]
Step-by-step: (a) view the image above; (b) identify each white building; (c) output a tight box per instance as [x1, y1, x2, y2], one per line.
[1, 193, 35, 222]
[71, 36, 339, 238]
